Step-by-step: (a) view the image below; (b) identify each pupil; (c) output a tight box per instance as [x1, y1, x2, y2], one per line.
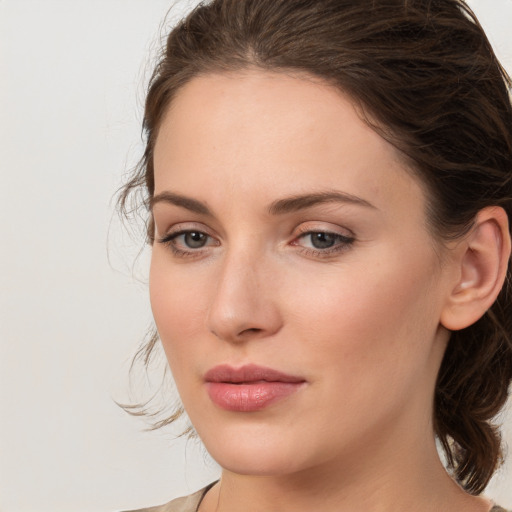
[311, 232, 335, 249]
[185, 232, 207, 248]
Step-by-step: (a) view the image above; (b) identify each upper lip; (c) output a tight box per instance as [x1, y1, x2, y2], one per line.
[204, 364, 305, 384]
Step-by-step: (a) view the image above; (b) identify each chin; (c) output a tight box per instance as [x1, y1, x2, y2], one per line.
[196, 422, 328, 478]
[195, 424, 286, 471]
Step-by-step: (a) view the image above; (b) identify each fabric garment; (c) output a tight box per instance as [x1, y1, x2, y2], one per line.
[123, 483, 216, 512]
[124, 483, 510, 512]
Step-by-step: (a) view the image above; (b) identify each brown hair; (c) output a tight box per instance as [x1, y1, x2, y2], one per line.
[119, 0, 512, 494]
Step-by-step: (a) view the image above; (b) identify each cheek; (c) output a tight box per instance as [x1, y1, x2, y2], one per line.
[149, 254, 210, 369]
[282, 250, 441, 379]
[278, 258, 443, 444]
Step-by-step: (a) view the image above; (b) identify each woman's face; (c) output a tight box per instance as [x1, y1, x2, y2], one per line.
[150, 70, 455, 477]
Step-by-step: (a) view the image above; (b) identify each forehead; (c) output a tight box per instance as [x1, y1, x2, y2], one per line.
[153, 69, 426, 216]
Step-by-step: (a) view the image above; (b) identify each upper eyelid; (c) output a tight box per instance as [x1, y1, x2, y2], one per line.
[296, 230, 354, 240]
[157, 220, 356, 242]
[160, 229, 218, 245]
[162, 229, 354, 250]
[157, 221, 217, 238]
[294, 222, 355, 238]
[293, 230, 355, 246]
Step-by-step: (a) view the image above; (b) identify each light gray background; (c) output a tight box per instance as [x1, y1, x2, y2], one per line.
[1, 1, 511, 511]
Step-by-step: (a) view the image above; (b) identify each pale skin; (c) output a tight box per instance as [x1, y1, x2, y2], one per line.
[150, 69, 510, 512]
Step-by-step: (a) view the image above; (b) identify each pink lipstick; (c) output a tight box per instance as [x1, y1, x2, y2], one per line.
[204, 364, 306, 412]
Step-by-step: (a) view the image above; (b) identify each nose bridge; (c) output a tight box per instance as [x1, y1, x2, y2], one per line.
[207, 240, 281, 342]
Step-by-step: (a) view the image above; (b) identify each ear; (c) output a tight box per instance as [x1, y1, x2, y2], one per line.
[440, 206, 511, 331]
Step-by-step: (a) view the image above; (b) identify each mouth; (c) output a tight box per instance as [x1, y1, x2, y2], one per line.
[204, 364, 306, 412]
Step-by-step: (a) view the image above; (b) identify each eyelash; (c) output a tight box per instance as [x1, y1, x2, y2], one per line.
[158, 230, 217, 258]
[157, 228, 355, 259]
[292, 229, 355, 257]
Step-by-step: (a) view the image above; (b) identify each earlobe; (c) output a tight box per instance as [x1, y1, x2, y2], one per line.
[440, 207, 511, 331]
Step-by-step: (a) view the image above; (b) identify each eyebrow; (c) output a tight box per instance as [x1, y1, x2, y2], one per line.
[150, 189, 376, 216]
[150, 191, 213, 216]
[268, 190, 377, 215]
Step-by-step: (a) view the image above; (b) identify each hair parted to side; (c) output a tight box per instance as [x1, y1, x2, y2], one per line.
[118, 0, 512, 495]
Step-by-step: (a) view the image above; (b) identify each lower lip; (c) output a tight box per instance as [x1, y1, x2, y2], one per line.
[206, 381, 304, 412]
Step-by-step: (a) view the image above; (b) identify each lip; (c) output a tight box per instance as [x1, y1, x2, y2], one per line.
[204, 364, 306, 412]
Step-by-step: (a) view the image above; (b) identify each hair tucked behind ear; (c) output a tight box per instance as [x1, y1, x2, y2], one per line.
[435, 307, 512, 491]
[118, 0, 512, 493]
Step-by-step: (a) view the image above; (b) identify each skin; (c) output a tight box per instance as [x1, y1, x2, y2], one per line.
[150, 69, 496, 512]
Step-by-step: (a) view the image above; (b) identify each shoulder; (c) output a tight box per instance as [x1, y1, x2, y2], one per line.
[122, 482, 217, 512]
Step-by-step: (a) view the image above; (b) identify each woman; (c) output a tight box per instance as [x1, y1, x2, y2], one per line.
[120, 0, 512, 510]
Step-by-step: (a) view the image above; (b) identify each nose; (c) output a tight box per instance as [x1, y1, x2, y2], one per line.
[207, 249, 283, 343]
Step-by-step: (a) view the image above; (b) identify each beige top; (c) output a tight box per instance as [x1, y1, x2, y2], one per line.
[124, 483, 216, 512]
[124, 483, 510, 512]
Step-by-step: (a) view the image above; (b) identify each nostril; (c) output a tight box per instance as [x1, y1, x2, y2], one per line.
[240, 327, 262, 336]
[210, 326, 263, 342]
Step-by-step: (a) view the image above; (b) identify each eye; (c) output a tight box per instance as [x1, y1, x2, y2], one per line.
[158, 228, 219, 257]
[176, 231, 209, 249]
[305, 232, 340, 249]
[292, 229, 355, 257]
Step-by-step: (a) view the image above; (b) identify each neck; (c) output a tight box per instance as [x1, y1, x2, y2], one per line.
[200, 428, 492, 512]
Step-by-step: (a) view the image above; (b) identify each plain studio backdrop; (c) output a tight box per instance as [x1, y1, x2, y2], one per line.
[1, 1, 511, 511]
